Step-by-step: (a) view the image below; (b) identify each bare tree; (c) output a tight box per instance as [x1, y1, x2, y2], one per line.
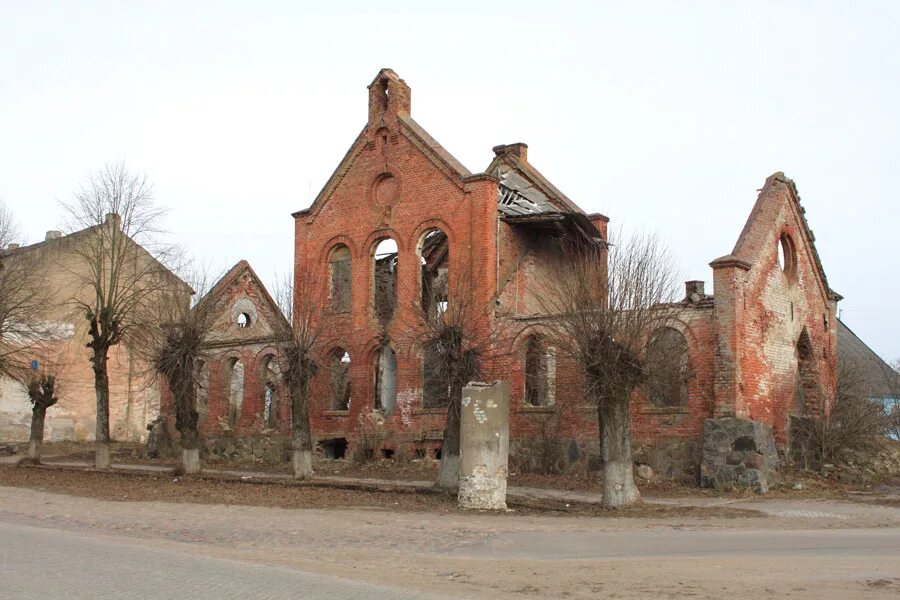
[890, 359, 900, 441]
[61, 162, 179, 469]
[145, 271, 213, 474]
[274, 268, 321, 479]
[0, 200, 20, 249]
[21, 360, 62, 464]
[537, 232, 681, 508]
[410, 267, 507, 490]
[792, 361, 892, 467]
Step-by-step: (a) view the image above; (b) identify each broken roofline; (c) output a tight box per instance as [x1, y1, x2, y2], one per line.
[292, 70, 598, 222]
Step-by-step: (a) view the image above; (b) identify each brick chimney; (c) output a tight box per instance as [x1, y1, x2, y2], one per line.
[45, 230, 62, 241]
[685, 280, 705, 302]
[368, 68, 411, 126]
[492, 143, 528, 162]
[105, 212, 122, 229]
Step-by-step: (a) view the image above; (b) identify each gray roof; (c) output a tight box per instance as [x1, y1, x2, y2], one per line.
[837, 319, 900, 398]
[497, 170, 556, 216]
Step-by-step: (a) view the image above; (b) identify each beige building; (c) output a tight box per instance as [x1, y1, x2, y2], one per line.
[0, 214, 191, 442]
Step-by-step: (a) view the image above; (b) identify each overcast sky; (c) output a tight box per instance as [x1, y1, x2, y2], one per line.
[1, 1, 897, 362]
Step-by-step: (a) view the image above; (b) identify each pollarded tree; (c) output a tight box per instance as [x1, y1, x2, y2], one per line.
[61, 162, 182, 469]
[274, 268, 322, 479]
[537, 231, 681, 508]
[147, 271, 215, 474]
[413, 266, 507, 490]
[23, 366, 60, 464]
[0, 207, 62, 464]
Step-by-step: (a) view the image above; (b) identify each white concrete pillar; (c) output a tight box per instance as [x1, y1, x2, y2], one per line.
[458, 381, 510, 510]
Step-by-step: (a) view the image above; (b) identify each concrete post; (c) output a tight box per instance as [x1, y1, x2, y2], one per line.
[458, 381, 509, 510]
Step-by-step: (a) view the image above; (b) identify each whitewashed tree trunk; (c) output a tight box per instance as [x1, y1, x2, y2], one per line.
[599, 397, 641, 508]
[182, 448, 201, 474]
[95, 441, 111, 470]
[436, 453, 460, 489]
[27, 439, 41, 463]
[292, 448, 313, 479]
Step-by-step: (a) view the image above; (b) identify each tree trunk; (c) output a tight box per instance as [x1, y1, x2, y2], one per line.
[182, 448, 201, 474]
[598, 395, 640, 508]
[27, 406, 47, 464]
[436, 380, 462, 489]
[174, 381, 201, 474]
[93, 352, 111, 469]
[291, 377, 314, 479]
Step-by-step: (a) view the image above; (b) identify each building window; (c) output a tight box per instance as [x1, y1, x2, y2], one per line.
[418, 229, 449, 318]
[261, 356, 279, 428]
[329, 348, 351, 411]
[423, 341, 450, 409]
[374, 344, 397, 416]
[329, 245, 352, 312]
[525, 335, 555, 407]
[196, 360, 209, 427]
[645, 327, 689, 407]
[228, 358, 244, 427]
[777, 233, 797, 282]
[373, 238, 398, 323]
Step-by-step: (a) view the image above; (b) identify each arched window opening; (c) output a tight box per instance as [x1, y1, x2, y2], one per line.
[423, 341, 450, 409]
[237, 312, 251, 328]
[645, 328, 689, 407]
[525, 335, 554, 407]
[373, 238, 398, 322]
[329, 245, 352, 312]
[261, 356, 279, 428]
[329, 348, 352, 411]
[228, 358, 244, 428]
[196, 360, 209, 426]
[418, 229, 449, 318]
[374, 344, 397, 416]
[777, 234, 797, 282]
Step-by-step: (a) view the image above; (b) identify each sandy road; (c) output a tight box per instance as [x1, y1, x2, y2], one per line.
[1, 485, 899, 599]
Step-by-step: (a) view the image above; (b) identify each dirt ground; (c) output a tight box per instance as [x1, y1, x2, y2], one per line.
[0, 465, 764, 519]
[2, 473, 899, 599]
[31, 440, 897, 502]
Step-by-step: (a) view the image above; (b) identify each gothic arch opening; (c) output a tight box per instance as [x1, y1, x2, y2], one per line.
[418, 228, 449, 318]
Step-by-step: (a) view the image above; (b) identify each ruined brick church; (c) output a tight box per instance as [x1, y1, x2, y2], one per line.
[283, 69, 840, 476]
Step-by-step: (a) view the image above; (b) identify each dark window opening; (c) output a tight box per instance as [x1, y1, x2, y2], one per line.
[237, 313, 251, 328]
[373, 238, 398, 323]
[329, 348, 351, 411]
[433, 446, 442, 460]
[381, 448, 395, 460]
[414, 447, 427, 459]
[525, 336, 551, 406]
[645, 328, 689, 407]
[419, 229, 449, 318]
[795, 329, 819, 415]
[329, 245, 352, 312]
[320, 438, 347, 460]
[423, 341, 450, 409]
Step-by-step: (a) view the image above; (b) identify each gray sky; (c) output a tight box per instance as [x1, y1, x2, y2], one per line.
[1, 1, 898, 362]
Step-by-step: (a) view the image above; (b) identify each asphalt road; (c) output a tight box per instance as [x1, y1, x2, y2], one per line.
[446, 526, 900, 560]
[0, 520, 452, 600]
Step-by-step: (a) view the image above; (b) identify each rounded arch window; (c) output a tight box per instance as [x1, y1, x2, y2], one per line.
[645, 327, 689, 407]
[777, 234, 797, 282]
[417, 228, 449, 318]
[524, 335, 554, 407]
[373, 238, 398, 323]
[237, 313, 251, 328]
[328, 347, 351, 411]
[328, 244, 352, 313]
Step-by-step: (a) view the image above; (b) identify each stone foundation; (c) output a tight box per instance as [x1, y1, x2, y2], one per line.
[700, 418, 778, 494]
